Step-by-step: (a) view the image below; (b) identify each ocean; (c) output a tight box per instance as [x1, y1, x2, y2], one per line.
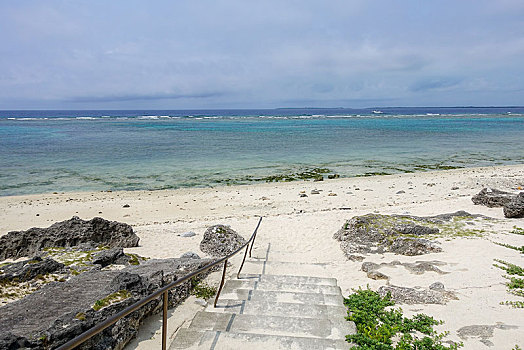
[1, 107, 523, 196]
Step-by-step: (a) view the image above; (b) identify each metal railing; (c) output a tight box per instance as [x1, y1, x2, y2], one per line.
[57, 216, 263, 350]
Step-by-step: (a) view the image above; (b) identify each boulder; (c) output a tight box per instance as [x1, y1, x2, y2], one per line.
[0, 257, 212, 349]
[0, 257, 64, 282]
[180, 252, 201, 259]
[0, 217, 139, 260]
[200, 225, 246, 257]
[378, 284, 456, 304]
[503, 192, 524, 218]
[472, 188, 515, 208]
[92, 248, 128, 267]
[389, 237, 442, 256]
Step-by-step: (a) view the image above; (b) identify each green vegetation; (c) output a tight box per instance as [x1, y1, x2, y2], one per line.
[191, 278, 217, 300]
[215, 167, 337, 184]
[493, 242, 524, 253]
[344, 287, 462, 349]
[500, 300, 524, 309]
[92, 290, 132, 311]
[510, 226, 524, 236]
[125, 253, 149, 266]
[75, 312, 86, 321]
[493, 259, 524, 276]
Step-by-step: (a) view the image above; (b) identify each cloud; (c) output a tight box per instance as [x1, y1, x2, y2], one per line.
[410, 78, 463, 93]
[66, 91, 225, 103]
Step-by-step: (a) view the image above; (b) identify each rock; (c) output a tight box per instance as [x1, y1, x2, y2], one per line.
[0, 257, 212, 350]
[328, 193, 337, 196]
[503, 192, 524, 218]
[396, 190, 405, 194]
[310, 190, 320, 195]
[299, 193, 308, 198]
[0, 217, 139, 261]
[451, 186, 459, 190]
[332, 212, 481, 259]
[0, 257, 64, 282]
[389, 237, 442, 256]
[429, 282, 445, 290]
[180, 252, 200, 259]
[378, 284, 455, 304]
[361, 262, 379, 272]
[367, 270, 389, 280]
[403, 262, 447, 275]
[179, 231, 196, 237]
[472, 187, 515, 207]
[347, 255, 365, 261]
[122, 204, 130, 208]
[200, 225, 246, 257]
[327, 174, 339, 179]
[92, 248, 126, 268]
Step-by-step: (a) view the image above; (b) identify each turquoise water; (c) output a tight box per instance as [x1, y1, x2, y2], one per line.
[1, 108, 523, 196]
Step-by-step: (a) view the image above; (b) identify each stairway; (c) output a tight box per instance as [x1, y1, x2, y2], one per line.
[170, 244, 355, 349]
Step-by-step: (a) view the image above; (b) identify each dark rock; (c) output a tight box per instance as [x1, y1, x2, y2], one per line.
[299, 193, 308, 198]
[396, 190, 405, 194]
[0, 257, 212, 349]
[361, 262, 379, 272]
[310, 190, 320, 195]
[472, 187, 515, 208]
[0, 257, 64, 282]
[389, 237, 442, 256]
[200, 225, 246, 257]
[0, 216, 140, 260]
[123, 204, 130, 208]
[367, 270, 389, 280]
[503, 192, 524, 218]
[180, 252, 200, 259]
[403, 262, 447, 275]
[92, 248, 126, 267]
[378, 284, 456, 304]
[429, 282, 445, 290]
[333, 212, 486, 259]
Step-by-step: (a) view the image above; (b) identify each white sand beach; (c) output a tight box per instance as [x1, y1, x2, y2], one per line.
[1, 164, 524, 349]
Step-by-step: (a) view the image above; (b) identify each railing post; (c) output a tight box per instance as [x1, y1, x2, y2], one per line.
[162, 291, 168, 350]
[214, 259, 228, 307]
[237, 245, 249, 279]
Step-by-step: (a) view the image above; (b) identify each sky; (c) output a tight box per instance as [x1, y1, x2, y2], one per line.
[1, 0, 523, 110]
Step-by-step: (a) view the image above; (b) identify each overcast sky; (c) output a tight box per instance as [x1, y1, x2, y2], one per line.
[1, 1, 523, 109]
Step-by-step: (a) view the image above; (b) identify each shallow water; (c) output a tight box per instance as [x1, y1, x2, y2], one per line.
[1, 107, 523, 196]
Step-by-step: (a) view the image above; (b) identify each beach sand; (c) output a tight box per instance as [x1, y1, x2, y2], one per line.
[1, 165, 524, 349]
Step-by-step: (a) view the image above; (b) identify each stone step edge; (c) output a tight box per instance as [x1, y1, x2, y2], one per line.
[169, 329, 350, 350]
[237, 273, 338, 285]
[217, 288, 344, 305]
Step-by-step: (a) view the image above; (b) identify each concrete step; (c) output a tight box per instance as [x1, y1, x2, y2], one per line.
[240, 260, 331, 277]
[222, 279, 342, 295]
[187, 311, 353, 339]
[218, 288, 344, 306]
[206, 299, 347, 319]
[250, 250, 333, 264]
[239, 273, 338, 286]
[170, 329, 350, 350]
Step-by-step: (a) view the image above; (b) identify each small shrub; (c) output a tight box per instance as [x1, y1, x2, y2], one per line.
[191, 278, 217, 300]
[510, 226, 524, 236]
[493, 260, 524, 276]
[344, 287, 462, 349]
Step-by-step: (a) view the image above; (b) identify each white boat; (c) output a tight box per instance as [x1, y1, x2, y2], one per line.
[372, 110, 384, 114]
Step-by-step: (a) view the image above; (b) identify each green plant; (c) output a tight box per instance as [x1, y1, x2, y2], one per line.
[191, 278, 217, 300]
[493, 260, 524, 276]
[510, 226, 524, 235]
[92, 290, 131, 311]
[494, 242, 524, 253]
[500, 300, 524, 308]
[344, 287, 462, 349]
[513, 344, 522, 350]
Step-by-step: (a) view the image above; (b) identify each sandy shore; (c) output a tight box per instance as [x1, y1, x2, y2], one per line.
[1, 164, 524, 349]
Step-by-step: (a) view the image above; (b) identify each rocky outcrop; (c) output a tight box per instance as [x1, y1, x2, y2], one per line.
[503, 192, 524, 218]
[0, 216, 139, 260]
[0, 257, 212, 349]
[200, 225, 246, 257]
[472, 188, 516, 208]
[378, 283, 457, 304]
[389, 237, 442, 255]
[0, 257, 64, 282]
